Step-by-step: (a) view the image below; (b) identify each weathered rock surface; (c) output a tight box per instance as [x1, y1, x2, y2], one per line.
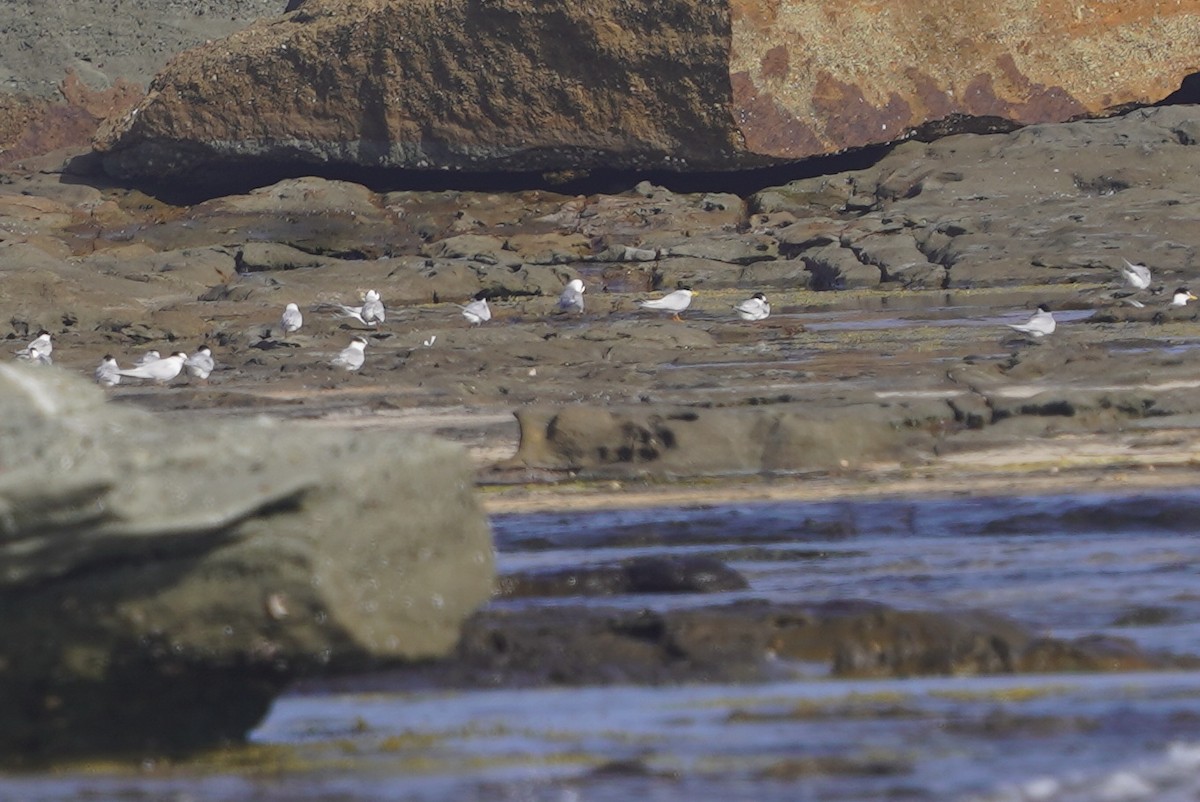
[95, 0, 1200, 181]
[751, 105, 1200, 290]
[504, 401, 950, 477]
[7, 108, 1200, 489]
[334, 600, 1170, 690]
[0, 364, 494, 759]
[0, 1, 281, 166]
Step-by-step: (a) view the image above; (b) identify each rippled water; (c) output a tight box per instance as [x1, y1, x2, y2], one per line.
[6, 490, 1200, 801]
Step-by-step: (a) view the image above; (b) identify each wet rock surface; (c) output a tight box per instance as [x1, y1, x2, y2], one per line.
[496, 555, 749, 599]
[8, 105, 1200, 763]
[0, 366, 493, 759]
[312, 600, 1175, 692]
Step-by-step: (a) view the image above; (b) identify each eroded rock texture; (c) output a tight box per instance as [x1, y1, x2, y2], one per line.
[96, 0, 1200, 181]
[0, 0, 281, 167]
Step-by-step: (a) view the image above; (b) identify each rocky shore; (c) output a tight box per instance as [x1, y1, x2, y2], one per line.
[4, 0, 1200, 765]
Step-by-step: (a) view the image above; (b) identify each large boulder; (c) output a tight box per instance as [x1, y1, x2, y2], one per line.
[0, 364, 494, 760]
[95, 0, 1200, 182]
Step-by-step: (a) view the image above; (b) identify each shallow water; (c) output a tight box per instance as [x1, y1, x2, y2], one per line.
[7, 490, 1200, 801]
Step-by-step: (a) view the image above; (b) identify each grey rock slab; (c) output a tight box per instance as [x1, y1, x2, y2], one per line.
[0, 363, 494, 757]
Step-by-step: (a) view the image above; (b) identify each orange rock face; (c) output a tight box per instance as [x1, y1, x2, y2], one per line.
[730, 0, 1200, 157]
[0, 72, 143, 168]
[95, 0, 1200, 180]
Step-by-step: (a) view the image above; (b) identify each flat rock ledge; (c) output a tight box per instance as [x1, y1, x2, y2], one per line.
[0, 364, 493, 761]
[501, 402, 946, 478]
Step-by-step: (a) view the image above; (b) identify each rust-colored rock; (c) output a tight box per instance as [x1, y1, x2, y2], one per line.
[96, 0, 1200, 182]
[0, 0, 281, 166]
[0, 72, 142, 169]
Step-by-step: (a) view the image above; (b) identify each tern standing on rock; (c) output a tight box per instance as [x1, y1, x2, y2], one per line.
[280, 302, 303, 336]
[1119, 258, 1152, 291]
[185, 345, 215, 380]
[332, 336, 368, 371]
[557, 279, 585, 314]
[360, 290, 385, 325]
[734, 292, 770, 322]
[334, 289, 386, 327]
[459, 296, 492, 325]
[118, 352, 189, 384]
[16, 331, 52, 361]
[1007, 304, 1056, 338]
[95, 355, 121, 386]
[18, 345, 52, 366]
[639, 288, 694, 321]
[1171, 287, 1198, 307]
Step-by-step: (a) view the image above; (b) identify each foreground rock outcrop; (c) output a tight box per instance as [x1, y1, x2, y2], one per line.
[96, 0, 1200, 182]
[0, 364, 494, 760]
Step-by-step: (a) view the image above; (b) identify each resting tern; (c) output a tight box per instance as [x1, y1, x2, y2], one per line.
[734, 292, 770, 322]
[117, 352, 188, 384]
[94, 355, 121, 386]
[135, 350, 161, 367]
[16, 331, 52, 360]
[1007, 304, 1056, 338]
[331, 336, 368, 371]
[185, 345, 214, 380]
[333, 289, 385, 327]
[280, 302, 303, 336]
[557, 279, 585, 314]
[1119, 258, 1152, 291]
[17, 345, 52, 366]
[1171, 287, 1198, 307]
[639, 288, 693, 321]
[459, 297, 492, 325]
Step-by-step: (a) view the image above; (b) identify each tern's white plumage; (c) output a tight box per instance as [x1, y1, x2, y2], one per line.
[1119, 258, 1152, 290]
[16, 332, 52, 359]
[333, 289, 386, 327]
[332, 336, 368, 371]
[280, 302, 303, 335]
[360, 289, 385, 325]
[459, 298, 491, 325]
[135, 350, 161, 367]
[734, 292, 770, 322]
[18, 345, 52, 366]
[1171, 287, 1198, 307]
[185, 346, 214, 380]
[557, 279, 585, 313]
[639, 288, 693, 320]
[95, 355, 121, 386]
[118, 352, 188, 383]
[1007, 305, 1056, 337]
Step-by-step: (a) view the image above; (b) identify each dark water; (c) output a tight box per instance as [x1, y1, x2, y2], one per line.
[6, 490, 1200, 801]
